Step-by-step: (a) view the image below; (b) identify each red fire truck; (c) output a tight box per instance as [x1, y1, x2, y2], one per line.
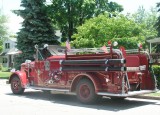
[7, 42, 158, 104]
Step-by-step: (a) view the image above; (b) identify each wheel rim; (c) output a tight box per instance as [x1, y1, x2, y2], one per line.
[79, 84, 90, 99]
[12, 79, 20, 91]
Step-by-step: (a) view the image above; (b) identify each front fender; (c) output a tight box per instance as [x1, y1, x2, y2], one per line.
[9, 71, 28, 88]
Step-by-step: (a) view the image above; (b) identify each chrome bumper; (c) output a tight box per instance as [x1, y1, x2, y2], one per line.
[97, 89, 159, 97]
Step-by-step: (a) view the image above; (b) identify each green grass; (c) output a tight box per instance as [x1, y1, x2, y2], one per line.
[0, 72, 11, 79]
[145, 92, 160, 97]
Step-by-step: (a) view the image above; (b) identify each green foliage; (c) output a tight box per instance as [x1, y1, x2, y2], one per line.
[0, 63, 9, 72]
[152, 65, 160, 87]
[0, 11, 8, 52]
[154, 3, 160, 55]
[0, 12, 8, 39]
[155, 3, 160, 36]
[0, 72, 11, 79]
[47, 0, 123, 41]
[14, 0, 59, 69]
[72, 14, 143, 48]
[0, 63, 2, 71]
[112, 37, 144, 49]
[132, 6, 158, 39]
[0, 40, 3, 53]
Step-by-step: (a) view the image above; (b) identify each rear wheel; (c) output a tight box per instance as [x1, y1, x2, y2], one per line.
[11, 76, 25, 94]
[76, 79, 98, 104]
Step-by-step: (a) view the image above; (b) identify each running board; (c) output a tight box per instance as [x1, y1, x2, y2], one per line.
[97, 90, 158, 97]
[27, 86, 70, 92]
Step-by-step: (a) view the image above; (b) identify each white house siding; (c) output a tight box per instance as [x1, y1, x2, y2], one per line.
[0, 38, 17, 68]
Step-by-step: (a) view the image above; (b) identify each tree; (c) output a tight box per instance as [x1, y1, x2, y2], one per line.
[132, 6, 158, 39]
[0, 11, 8, 53]
[14, 0, 59, 69]
[72, 14, 143, 48]
[154, 2, 160, 53]
[0, 40, 2, 53]
[0, 12, 8, 40]
[112, 37, 143, 49]
[156, 2, 160, 36]
[47, 0, 123, 42]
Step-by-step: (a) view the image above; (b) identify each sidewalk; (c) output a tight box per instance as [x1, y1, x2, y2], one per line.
[0, 79, 8, 85]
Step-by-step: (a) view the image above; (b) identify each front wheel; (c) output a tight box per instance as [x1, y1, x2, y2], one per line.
[11, 76, 25, 94]
[76, 79, 98, 104]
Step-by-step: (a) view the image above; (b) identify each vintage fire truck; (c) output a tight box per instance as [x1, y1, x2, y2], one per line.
[7, 42, 158, 104]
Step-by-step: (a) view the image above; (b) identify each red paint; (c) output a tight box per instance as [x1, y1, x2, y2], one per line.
[8, 45, 156, 97]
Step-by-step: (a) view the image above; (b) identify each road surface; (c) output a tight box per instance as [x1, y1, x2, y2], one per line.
[0, 79, 160, 115]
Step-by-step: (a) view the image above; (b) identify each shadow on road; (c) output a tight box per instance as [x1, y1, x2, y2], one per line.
[6, 89, 158, 112]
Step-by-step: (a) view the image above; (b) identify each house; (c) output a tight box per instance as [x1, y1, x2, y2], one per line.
[146, 37, 160, 53]
[0, 30, 61, 69]
[0, 38, 20, 68]
[146, 37, 160, 64]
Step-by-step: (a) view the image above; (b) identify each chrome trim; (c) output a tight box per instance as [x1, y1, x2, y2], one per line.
[26, 86, 70, 92]
[59, 67, 62, 71]
[127, 67, 139, 71]
[97, 90, 158, 97]
[113, 49, 123, 58]
[59, 60, 62, 64]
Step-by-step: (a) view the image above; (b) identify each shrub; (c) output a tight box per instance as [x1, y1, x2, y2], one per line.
[72, 14, 143, 48]
[152, 65, 160, 87]
[0, 63, 3, 71]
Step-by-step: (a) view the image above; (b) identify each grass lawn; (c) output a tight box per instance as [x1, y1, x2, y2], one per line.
[0, 72, 11, 79]
[145, 92, 160, 97]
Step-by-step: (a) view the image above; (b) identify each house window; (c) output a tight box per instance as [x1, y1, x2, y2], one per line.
[5, 43, 10, 49]
[3, 58, 7, 63]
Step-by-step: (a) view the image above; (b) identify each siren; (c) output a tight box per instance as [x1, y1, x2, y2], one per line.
[113, 41, 118, 46]
[108, 40, 112, 46]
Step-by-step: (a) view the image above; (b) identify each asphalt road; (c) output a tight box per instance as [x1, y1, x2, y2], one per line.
[0, 79, 160, 115]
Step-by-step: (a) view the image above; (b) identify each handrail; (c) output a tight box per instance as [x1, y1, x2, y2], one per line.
[67, 47, 110, 53]
[126, 49, 151, 59]
[113, 49, 124, 59]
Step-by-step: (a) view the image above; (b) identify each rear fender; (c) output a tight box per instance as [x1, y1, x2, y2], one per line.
[9, 71, 28, 88]
[70, 73, 102, 93]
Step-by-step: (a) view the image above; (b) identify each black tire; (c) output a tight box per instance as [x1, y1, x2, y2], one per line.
[76, 79, 98, 104]
[11, 76, 25, 94]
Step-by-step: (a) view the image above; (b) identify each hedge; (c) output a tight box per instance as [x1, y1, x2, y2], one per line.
[153, 65, 160, 87]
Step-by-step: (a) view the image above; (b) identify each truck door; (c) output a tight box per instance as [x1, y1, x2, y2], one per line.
[43, 60, 67, 88]
[34, 61, 45, 86]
